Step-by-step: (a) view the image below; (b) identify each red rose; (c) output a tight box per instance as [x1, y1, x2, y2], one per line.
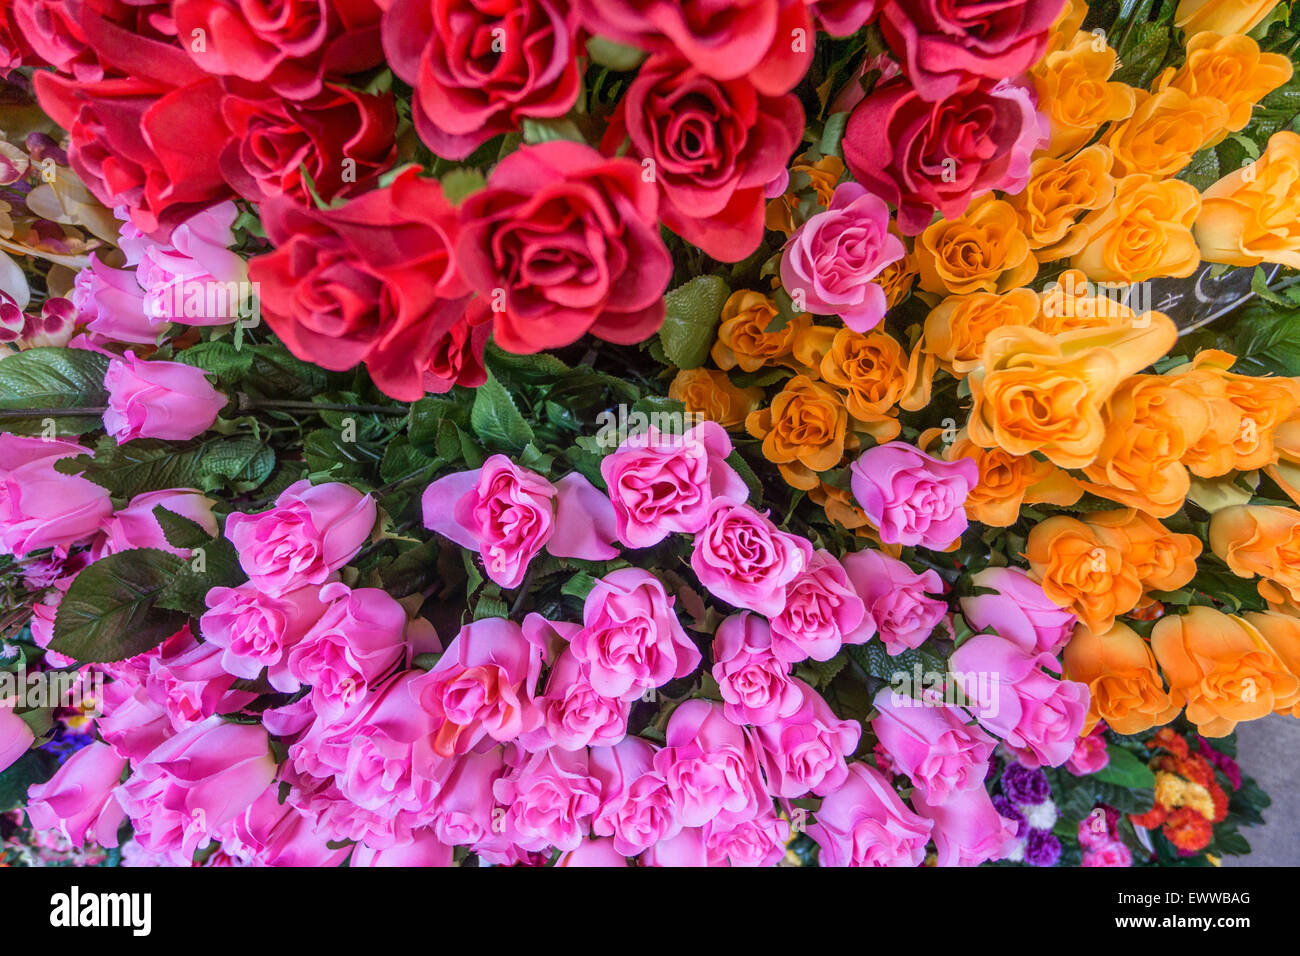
[173, 0, 384, 100]
[603, 54, 803, 263]
[808, 0, 879, 35]
[456, 140, 672, 354]
[880, 0, 1065, 101]
[843, 76, 1046, 236]
[248, 168, 471, 401]
[219, 81, 396, 205]
[574, 0, 813, 95]
[14, 0, 180, 79]
[381, 0, 581, 161]
[419, 297, 492, 394]
[34, 71, 235, 237]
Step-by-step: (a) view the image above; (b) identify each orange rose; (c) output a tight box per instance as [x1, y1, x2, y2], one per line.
[746, 375, 852, 490]
[1161, 33, 1292, 136]
[1243, 611, 1300, 718]
[668, 367, 764, 429]
[967, 316, 1178, 469]
[915, 195, 1038, 297]
[924, 288, 1039, 376]
[1264, 402, 1300, 506]
[1032, 33, 1136, 159]
[1037, 268, 1146, 334]
[1071, 174, 1202, 283]
[943, 432, 1081, 527]
[1063, 621, 1183, 734]
[1047, 1, 1088, 53]
[1026, 515, 1145, 633]
[1195, 131, 1300, 269]
[1103, 88, 1231, 178]
[711, 290, 812, 373]
[809, 480, 871, 532]
[765, 154, 845, 236]
[1175, 0, 1284, 36]
[1085, 509, 1201, 592]
[1007, 145, 1117, 260]
[875, 253, 918, 310]
[1209, 504, 1300, 609]
[1078, 374, 1212, 517]
[817, 327, 908, 442]
[1151, 605, 1300, 736]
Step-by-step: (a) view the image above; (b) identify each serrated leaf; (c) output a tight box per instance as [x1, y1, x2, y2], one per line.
[1092, 744, 1157, 789]
[470, 370, 534, 453]
[51, 548, 188, 662]
[0, 347, 109, 435]
[660, 276, 730, 370]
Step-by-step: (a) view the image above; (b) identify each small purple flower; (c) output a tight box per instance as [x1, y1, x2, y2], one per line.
[1025, 829, 1062, 867]
[992, 795, 1027, 838]
[1001, 762, 1050, 807]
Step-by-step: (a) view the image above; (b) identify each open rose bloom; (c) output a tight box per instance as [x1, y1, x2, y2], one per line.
[2, 0, 1296, 876]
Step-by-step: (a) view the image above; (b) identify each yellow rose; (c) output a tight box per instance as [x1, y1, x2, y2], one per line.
[1085, 508, 1201, 592]
[1047, 1, 1089, 53]
[915, 195, 1038, 297]
[1209, 504, 1300, 610]
[1161, 32, 1293, 135]
[1103, 88, 1231, 178]
[1071, 174, 1202, 283]
[1063, 621, 1183, 735]
[967, 316, 1178, 469]
[1032, 33, 1136, 159]
[668, 368, 764, 429]
[1195, 130, 1300, 269]
[1175, 0, 1284, 36]
[875, 252, 918, 310]
[711, 290, 812, 373]
[1007, 145, 1117, 260]
[924, 288, 1040, 376]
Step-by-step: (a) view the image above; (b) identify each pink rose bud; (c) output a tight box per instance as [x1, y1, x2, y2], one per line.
[872, 689, 995, 806]
[912, 783, 1021, 867]
[0, 694, 34, 773]
[654, 700, 765, 829]
[0, 434, 112, 557]
[770, 549, 870, 663]
[225, 480, 377, 595]
[26, 742, 128, 847]
[557, 837, 630, 867]
[493, 744, 602, 853]
[843, 548, 948, 655]
[590, 736, 682, 856]
[961, 567, 1077, 657]
[200, 583, 330, 693]
[94, 488, 218, 560]
[103, 352, 227, 443]
[227, 786, 350, 866]
[808, 762, 934, 867]
[351, 829, 454, 867]
[705, 809, 791, 867]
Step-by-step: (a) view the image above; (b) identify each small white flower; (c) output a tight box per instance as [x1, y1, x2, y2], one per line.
[1022, 799, 1059, 831]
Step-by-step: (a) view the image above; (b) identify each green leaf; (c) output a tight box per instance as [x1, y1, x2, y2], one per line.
[175, 340, 255, 386]
[51, 548, 188, 663]
[470, 371, 535, 453]
[441, 168, 487, 205]
[522, 117, 587, 145]
[659, 275, 730, 370]
[0, 346, 110, 435]
[1092, 744, 1157, 789]
[561, 572, 598, 602]
[198, 435, 276, 490]
[585, 35, 647, 71]
[152, 505, 214, 550]
[819, 111, 850, 158]
[0, 748, 58, 812]
[725, 450, 762, 505]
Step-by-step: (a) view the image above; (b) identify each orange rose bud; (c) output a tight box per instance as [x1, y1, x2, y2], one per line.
[1072, 175, 1202, 283]
[1085, 508, 1201, 592]
[1243, 611, 1300, 718]
[711, 290, 812, 373]
[967, 316, 1178, 469]
[669, 368, 764, 429]
[1195, 131, 1300, 270]
[1209, 504, 1300, 610]
[1032, 34, 1137, 160]
[817, 327, 908, 442]
[1151, 605, 1300, 737]
[746, 375, 851, 490]
[1162, 32, 1292, 136]
[1063, 621, 1183, 735]
[944, 433, 1081, 527]
[1007, 145, 1117, 260]
[1027, 515, 1145, 633]
[1103, 87, 1231, 178]
[925, 289, 1040, 376]
[1264, 402, 1300, 507]
[1175, 0, 1284, 37]
[915, 195, 1038, 297]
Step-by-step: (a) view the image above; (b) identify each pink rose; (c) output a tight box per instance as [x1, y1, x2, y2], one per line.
[94, 488, 217, 560]
[601, 421, 749, 549]
[493, 744, 601, 853]
[117, 716, 277, 864]
[590, 737, 681, 856]
[25, 741, 127, 847]
[691, 500, 812, 616]
[0, 434, 112, 557]
[557, 837, 629, 867]
[705, 808, 791, 867]
[780, 182, 905, 333]
[423, 455, 617, 589]
[807, 762, 934, 867]
[228, 786, 350, 867]
[103, 352, 227, 443]
[409, 617, 545, 757]
[850, 442, 977, 550]
[352, 829, 454, 867]
[569, 568, 701, 701]
[949, 634, 1090, 769]
[145, 625, 258, 728]
[871, 689, 995, 805]
[200, 583, 329, 692]
[843, 548, 948, 655]
[425, 747, 508, 850]
[0, 693, 33, 773]
[642, 826, 708, 867]
[521, 646, 629, 751]
[912, 782, 1018, 867]
[96, 681, 173, 766]
[653, 700, 764, 828]
[72, 253, 161, 345]
[134, 201, 250, 327]
[751, 679, 861, 798]
[225, 479, 376, 595]
[1066, 725, 1111, 777]
[711, 612, 802, 727]
[286, 581, 410, 714]
[960, 567, 1077, 657]
[456, 141, 672, 353]
[770, 549, 870, 663]
[1082, 841, 1133, 867]
[879, 0, 1064, 102]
